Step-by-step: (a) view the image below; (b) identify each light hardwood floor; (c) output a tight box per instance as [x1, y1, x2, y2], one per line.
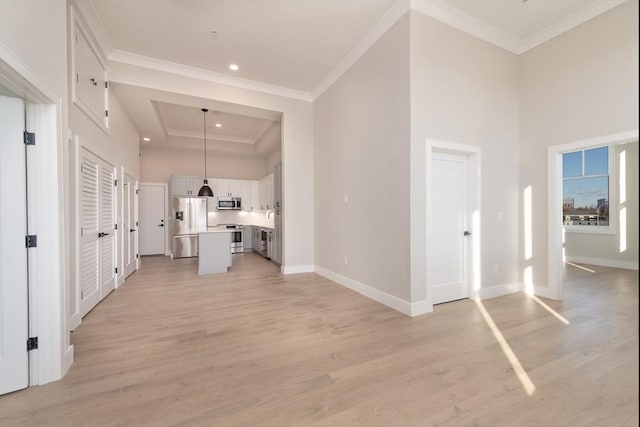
[0, 254, 637, 426]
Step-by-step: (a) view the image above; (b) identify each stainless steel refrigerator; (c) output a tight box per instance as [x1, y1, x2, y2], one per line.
[172, 197, 207, 258]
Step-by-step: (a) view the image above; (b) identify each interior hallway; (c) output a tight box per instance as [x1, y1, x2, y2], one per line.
[0, 254, 637, 426]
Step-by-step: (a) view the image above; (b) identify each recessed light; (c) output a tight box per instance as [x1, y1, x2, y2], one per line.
[142, 137, 151, 142]
[229, 64, 239, 71]
[215, 123, 222, 128]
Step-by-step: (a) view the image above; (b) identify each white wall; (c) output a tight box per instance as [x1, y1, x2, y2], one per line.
[141, 146, 268, 183]
[314, 15, 411, 300]
[564, 141, 638, 269]
[108, 61, 314, 272]
[409, 11, 521, 303]
[0, 0, 70, 382]
[519, 0, 639, 288]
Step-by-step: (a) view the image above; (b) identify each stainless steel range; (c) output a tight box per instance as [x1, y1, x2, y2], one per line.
[219, 224, 244, 253]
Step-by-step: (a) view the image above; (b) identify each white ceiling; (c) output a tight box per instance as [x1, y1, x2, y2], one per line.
[83, 0, 626, 154]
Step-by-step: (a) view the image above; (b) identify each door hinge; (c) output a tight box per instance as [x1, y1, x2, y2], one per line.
[105, 110, 109, 118]
[23, 131, 36, 146]
[27, 337, 38, 351]
[105, 81, 109, 89]
[136, 189, 140, 195]
[114, 223, 118, 230]
[115, 267, 118, 274]
[114, 179, 118, 187]
[136, 253, 139, 259]
[25, 235, 37, 248]
[136, 221, 139, 226]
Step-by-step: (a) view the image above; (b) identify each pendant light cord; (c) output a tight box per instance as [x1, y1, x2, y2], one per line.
[202, 108, 208, 179]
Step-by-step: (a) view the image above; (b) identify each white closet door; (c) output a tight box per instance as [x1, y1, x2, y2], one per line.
[123, 174, 137, 277]
[79, 150, 101, 316]
[99, 164, 116, 298]
[0, 95, 29, 395]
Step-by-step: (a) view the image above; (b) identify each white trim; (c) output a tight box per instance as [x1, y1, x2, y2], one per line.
[282, 265, 314, 275]
[565, 256, 638, 271]
[533, 285, 557, 300]
[518, 0, 627, 54]
[410, 0, 626, 55]
[475, 282, 521, 301]
[411, 0, 521, 53]
[314, 266, 415, 317]
[311, 0, 411, 100]
[108, 50, 312, 102]
[547, 129, 639, 301]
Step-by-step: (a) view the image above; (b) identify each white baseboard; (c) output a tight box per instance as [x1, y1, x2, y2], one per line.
[68, 312, 81, 331]
[565, 256, 638, 271]
[533, 285, 558, 300]
[63, 345, 74, 375]
[313, 266, 417, 316]
[283, 264, 314, 274]
[476, 282, 521, 300]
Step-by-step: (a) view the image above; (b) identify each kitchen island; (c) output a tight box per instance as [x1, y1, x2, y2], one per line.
[198, 228, 233, 275]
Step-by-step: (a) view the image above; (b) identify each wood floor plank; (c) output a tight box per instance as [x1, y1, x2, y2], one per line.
[0, 255, 637, 426]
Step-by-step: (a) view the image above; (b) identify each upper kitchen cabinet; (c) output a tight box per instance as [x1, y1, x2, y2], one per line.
[71, 9, 109, 133]
[171, 175, 206, 197]
[212, 179, 244, 198]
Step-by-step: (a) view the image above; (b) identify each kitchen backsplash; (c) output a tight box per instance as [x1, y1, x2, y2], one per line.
[208, 210, 274, 227]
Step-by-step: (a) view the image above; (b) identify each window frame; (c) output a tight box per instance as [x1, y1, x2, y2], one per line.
[562, 145, 615, 235]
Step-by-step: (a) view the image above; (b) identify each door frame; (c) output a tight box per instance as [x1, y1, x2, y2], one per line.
[139, 182, 169, 257]
[426, 140, 481, 307]
[122, 169, 139, 279]
[1, 46, 71, 385]
[546, 129, 639, 300]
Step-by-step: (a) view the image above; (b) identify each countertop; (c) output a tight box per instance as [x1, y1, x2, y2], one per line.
[199, 227, 235, 234]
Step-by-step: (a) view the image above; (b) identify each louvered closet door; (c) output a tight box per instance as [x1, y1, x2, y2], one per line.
[80, 150, 101, 316]
[99, 164, 116, 298]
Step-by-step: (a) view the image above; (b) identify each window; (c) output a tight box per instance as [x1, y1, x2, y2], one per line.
[562, 146, 610, 230]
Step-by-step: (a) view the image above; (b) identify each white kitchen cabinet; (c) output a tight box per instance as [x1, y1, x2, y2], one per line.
[171, 175, 206, 197]
[249, 181, 259, 211]
[257, 173, 274, 211]
[212, 179, 244, 198]
[243, 226, 252, 252]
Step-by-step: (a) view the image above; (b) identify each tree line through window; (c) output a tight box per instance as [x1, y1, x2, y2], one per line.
[562, 146, 609, 227]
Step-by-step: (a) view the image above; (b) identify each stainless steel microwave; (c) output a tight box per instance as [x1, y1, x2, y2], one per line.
[217, 197, 241, 210]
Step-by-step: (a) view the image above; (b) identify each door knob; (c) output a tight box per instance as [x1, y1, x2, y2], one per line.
[157, 223, 164, 227]
[463, 231, 471, 236]
[130, 229, 136, 233]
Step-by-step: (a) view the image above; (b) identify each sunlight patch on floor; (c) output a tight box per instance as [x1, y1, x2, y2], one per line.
[531, 295, 570, 325]
[474, 299, 536, 396]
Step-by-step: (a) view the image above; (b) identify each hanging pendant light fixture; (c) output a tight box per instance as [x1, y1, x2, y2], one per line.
[198, 108, 214, 197]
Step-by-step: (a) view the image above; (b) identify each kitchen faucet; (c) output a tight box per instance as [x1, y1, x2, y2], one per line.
[267, 210, 274, 219]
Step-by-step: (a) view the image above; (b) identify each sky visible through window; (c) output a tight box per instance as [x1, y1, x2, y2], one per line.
[563, 147, 609, 226]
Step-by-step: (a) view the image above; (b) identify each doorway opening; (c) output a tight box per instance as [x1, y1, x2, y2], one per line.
[547, 130, 639, 300]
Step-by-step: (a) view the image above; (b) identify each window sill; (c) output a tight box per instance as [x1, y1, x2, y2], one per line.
[563, 226, 615, 235]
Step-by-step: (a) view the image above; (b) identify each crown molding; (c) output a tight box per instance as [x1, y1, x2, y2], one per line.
[310, 0, 411, 100]
[410, 0, 521, 53]
[167, 129, 255, 145]
[517, 0, 627, 54]
[108, 50, 313, 102]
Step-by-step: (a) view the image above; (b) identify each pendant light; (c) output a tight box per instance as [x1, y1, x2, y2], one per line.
[197, 108, 214, 197]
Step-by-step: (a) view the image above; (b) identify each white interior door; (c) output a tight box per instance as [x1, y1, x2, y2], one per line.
[428, 151, 471, 304]
[0, 95, 29, 394]
[123, 174, 138, 277]
[79, 150, 101, 316]
[99, 164, 116, 298]
[138, 184, 165, 255]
